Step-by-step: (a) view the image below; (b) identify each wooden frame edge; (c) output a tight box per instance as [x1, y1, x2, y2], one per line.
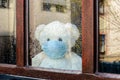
[0, 0, 120, 79]
[82, 0, 95, 73]
[16, 0, 25, 67]
[0, 65, 118, 80]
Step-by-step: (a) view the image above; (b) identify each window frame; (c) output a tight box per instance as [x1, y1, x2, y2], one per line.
[0, 0, 119, 79]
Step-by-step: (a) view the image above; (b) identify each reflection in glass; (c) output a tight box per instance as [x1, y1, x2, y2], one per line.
[0, 0, 16, 64]
[99, 0, 120, 74]
[29, 0, 82, 71]
[0, 0, 9, 8]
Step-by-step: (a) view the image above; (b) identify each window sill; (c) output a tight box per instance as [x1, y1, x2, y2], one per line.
[96, 72, 120, 79]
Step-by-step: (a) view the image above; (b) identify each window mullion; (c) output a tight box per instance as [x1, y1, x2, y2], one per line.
[82, 0, 95, 73]
[16, 0, 25, 67]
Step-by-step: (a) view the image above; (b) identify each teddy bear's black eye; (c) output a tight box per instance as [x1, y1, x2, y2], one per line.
[47, 38, 50, 41]
[58, 38, 62, 41]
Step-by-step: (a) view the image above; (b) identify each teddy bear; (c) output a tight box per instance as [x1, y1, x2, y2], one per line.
[32, 21, 82, 71]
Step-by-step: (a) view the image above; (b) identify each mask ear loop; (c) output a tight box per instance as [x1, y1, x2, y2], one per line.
[38, 52, 46, 66]
[66, 25, 73, 69]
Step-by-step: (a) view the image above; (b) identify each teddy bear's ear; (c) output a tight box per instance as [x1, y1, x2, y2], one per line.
[65, 23, 80, 41]
[34, 24, 45, 40]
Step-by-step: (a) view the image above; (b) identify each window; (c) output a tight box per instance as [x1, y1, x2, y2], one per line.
[43, 3, 66, 13]
[0, 0, 16, 64]
[0, 0, 9, 8]
[29, 0, 82, 72]
[99, 35, 105, 54]
[0, 0, 119, 79]
[98, 0, 120, 74]
[99, 0, 105, 15]
[43, 3, 51, 11]
[42, 0, 67, 13]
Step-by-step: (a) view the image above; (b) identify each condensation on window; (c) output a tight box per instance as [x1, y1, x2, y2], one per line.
[0, 0, 16, 64]
[29, 0, 82, 71]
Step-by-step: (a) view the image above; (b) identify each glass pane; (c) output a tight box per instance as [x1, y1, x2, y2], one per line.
[0, 0, 16, 64]
[99, 0, 120, 74]
[29, 0, 82, 71]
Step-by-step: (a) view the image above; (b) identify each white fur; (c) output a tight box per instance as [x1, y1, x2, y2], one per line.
[32, 52, 82, 71]
[32, 21, 82, 71]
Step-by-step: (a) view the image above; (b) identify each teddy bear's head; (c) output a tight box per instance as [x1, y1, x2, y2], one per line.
[35, 21, 80, 59]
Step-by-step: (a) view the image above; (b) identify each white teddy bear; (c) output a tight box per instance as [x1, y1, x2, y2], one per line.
[32, 21, 82, 71]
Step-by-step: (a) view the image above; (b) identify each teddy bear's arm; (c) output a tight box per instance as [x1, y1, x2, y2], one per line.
[32, 52, 45, 67]
[71, 52, 82, 71]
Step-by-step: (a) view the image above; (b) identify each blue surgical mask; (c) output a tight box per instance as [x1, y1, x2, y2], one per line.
[42, 40, 67, 59]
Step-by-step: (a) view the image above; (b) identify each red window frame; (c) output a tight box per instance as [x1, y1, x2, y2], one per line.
[0, 0, 119, 79]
